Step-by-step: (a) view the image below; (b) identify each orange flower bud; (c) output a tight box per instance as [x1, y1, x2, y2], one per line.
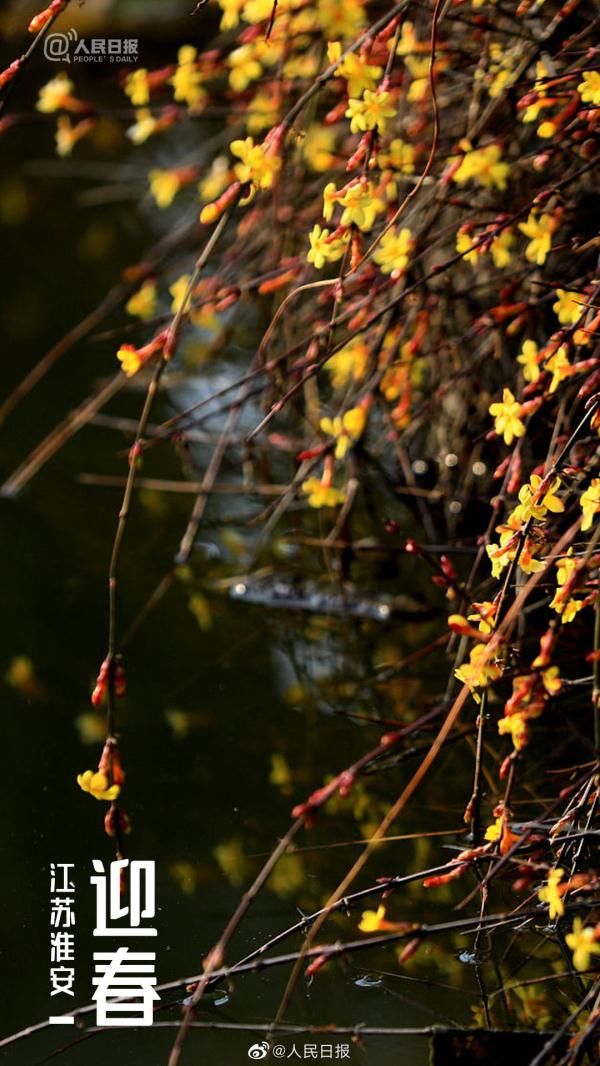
[423, 862, 469, 887]
[258, 268, 300, 294]
[214, 293, 239, 312]
[28, 0, 66, 33]
[350, 232, 362, 272]
[200, 180, 243, 225]
[199, 203, 219, 225]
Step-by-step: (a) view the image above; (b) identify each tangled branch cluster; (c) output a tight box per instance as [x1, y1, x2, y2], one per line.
[2, 0, 600, 1061]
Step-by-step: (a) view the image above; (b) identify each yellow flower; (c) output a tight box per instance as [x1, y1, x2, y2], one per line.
[117, 344, 145, 377]
[483, 814, 519, 852]
[541, 666, 562, 695]
[322, 181, 339, 221]
[395, 21, 421, 56]
[149, 169, 182, 208]
[321, 413, 345, 451]
[124, 68, 150, 106]
[467, 600, 497, 634]
[77, 769, 120, 802]
[55, 116, 92, 157]
[518, 212, 555, 266]
[523, 96, 553, 124]
[489, 388, 525, 445]
[199, 156, 232, 203]
[359, 905, 388, 932]
[456, 229, 480, 264]
[486, 542, 508, 579]
[126, 109, 158, 145]
[307, 225, 349, 269]
[373, 226, 414, 276]
[301, 477, 345, 508]
[538, 867, 564, 920]
[301, 126, 336, 173]
[230, 136, 281, 190]
[405, 56, 435, 103]
[580, 479, 600, 532]
[169, 274, 193, 314]
[490, 229, 515, 268]
[241, 0, 281, 23]
[545, 345, 572, 394]
[577, 71, 600, 107]
[565, 918, 600, 971]
[337, 181, 384, 231]
[517, 339, 540, 383]
[125, 280, 157, 320]
[327, 41, 382, 97]
[342, 406, 367, 439]
[550, 552, 585, 622]
[283, 51, 320, 81]
[555, 553, 577, 588]
[317, 0, 366, 39]
[214, 837, 251, 886]
[455, 644, 502, 699]
[518, 474, 564, 521]
[498, 712, 529, 750]
[520, 540, 545, 575]
[320, 407, 367, 459]
[452, 143, 509, 190]
[489, 68, 512, 100]
[486, 506, 525, 577]
[357, 904, 407, 933]
[346, 90, 396, 134]
[218, 0, 244, 29]
[170, 45, 205, 108]
[484, 817, 502, 842]
[552, 289, 584, 326]
[228, 43, 263, 92]
[537, 120, 557, 138]
[378, 137, 415, 175]
[36, 73, 74, 113]
[247, 88, 279, 134]
[326, 337, 369, 389]
[561, 598, 585, 624]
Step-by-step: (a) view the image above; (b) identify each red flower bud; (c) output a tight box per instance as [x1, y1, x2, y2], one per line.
[0, 59, 21, 90]
[305, 953, 329, 977]
[91, 657, 110, 707]
[398, 938, 421, 963]
[104, 806, 131, 838]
